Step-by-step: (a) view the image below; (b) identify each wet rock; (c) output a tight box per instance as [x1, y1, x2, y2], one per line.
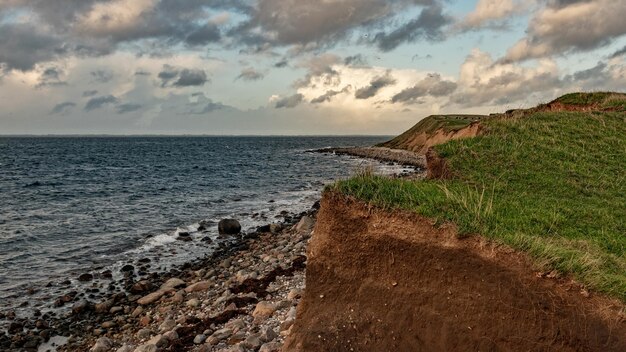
[8, 322, 23, 334]
[78, 273, 94, 282]
[121, 264, 135, 273]
[72, 300, 91, 315]
[95, 299, 115, 313]
[130, 280, 153, 294]
[91, 337, 114, 352]
[218, 219, 241, 235]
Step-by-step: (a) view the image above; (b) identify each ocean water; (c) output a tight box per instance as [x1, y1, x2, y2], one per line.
[0, 136, 409, 317]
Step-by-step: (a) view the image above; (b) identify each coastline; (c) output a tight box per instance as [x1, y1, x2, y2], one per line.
[2, 205, 316, 352]
[312, 146, 426, 169]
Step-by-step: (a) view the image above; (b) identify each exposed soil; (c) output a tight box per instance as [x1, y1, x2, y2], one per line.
[284, 193, 626, 352]
[396, 122, 481, 154]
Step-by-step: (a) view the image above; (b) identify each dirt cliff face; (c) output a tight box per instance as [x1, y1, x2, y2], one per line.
[283, 193, 626, 352]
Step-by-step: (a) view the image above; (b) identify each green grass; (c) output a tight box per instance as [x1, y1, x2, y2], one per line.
[335, 110, 626, 302]
[553, 92, 626, 110]
[378, 114, 485, 149]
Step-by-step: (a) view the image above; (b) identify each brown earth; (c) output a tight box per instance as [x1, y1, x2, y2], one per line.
[283, 193, 626, 352]
[396, 122, 481, 154]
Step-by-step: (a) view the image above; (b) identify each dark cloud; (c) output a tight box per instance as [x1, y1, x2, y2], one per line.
[344, 54, 368, 67]
[175, 69, 208, 87]
[370, 5, 450, 52]
[274, 60, 289, 68]
[84, 95, 119, 111]
[185, 24, 221, 46]
[158, 66, 208, 87]
[90, 70, 114, 83]
[183, 92, 225, 114]
[82, 90, 99, 97]
[116, 103, 143, 114]
[610, 45, 626, 59]
[135, 70, 151, 76]
[36, 67, 67, 88]
[50, 101, 76, 114]
[0, 23, 64, 71]
[236, 67, 265, 81]
[275, 93, 304, 108]
[355, 72, 397, 99]
[311, 86, 351, 104]
[391, 73, 457, 104]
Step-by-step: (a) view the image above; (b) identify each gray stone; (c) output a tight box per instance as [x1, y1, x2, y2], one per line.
[136, 328, 152, 340]
[159, 318, 176, 333]
[211, 327, 233, 340]
[133, 345, 157, 352]
[193, 334, 206, 344]
[260, 326, 277, 342]
[91, 337, 114, 352]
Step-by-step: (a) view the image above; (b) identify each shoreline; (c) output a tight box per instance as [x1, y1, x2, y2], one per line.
[1, 204, 317, 352]
[312, 146, 426, 169]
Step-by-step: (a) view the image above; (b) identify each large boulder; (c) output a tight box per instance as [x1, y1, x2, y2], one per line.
[218, 219, 241, 235]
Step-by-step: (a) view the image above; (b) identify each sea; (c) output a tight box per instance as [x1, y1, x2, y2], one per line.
[0, 136, 411, 319]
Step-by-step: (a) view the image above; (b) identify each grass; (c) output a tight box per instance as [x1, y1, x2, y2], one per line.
[378, 114, 485, 149]
[553, 92, 626, 110]
[335, 110, 626, 302]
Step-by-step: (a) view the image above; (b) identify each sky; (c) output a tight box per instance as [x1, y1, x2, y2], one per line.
[0, 0, 625, 135]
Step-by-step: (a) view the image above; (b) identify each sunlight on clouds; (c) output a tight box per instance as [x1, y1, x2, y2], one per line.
[77, 0, 158, 36]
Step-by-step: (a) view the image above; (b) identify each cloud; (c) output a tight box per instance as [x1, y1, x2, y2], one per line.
[174, 69, 208, 87]
[503, 0, 626, 62]
[158, 65, 209, 87]
[90, 70, 114, 83]
[275, 93, 304, 108]
[344, 54, 369, 67]
[36, 67, 67, 88]
[84, 95, 119, 111]
[82, 90, 99, 97]
[237, 67, 265, 81]
[456, 0, 526, 30]
[355, 72, 397, 99]
[50, 102, 76, 115]
[452, 49, 561, 106]
[116, 103, 143, 114]
[391, 73, 456, 104]
[610, 45, 626, 59]
[0, 23, 64, 71]
[370, 4, 451, 51]
[310, 86, 351, 104]
[185, 23, 222, 46]
[274, 60, 288, 68]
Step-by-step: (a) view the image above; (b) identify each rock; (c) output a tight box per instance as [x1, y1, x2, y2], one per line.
[218, 219, 241, 235]
[252, 301, 277, 321]
[225, 318, 245, 332]
[186, 298, 200, 307]
[260, 326, 277, 342]
[159, 318, 176, 333]
[241, 333, 263, 350]
[101, 321, 116, 329]
[131, 306, 144, 317]
[269, 223, 283, 234]
[184, 281, 211, 293]
[163, 330, 178, 342]
[137, 291, 165, 305]
[8, 322, 23, 334]
[78, 273, 94, 282]
[72, 300, 91, 314]
[171, 291, 184, 303]
[133, 344, 157, 352]
[91, 337, 114, 352]
[160, 278, 186, 290]
[131, 280, 153, 294]
[295, 216, 315, 233]
[211, 327, 233, 341]
[139, 316, 151, 327]
[136, 328, 152, 340]
[193, 334, 206, 344]
[110, 306, 123, 314]
[95, 299, 115, 313]
[259, 342, 282, 352]
[287, 288, 303, 300]
[147, 334, 169, 348]
[116, 345, 134, 352]
[224, 345, 245, 352]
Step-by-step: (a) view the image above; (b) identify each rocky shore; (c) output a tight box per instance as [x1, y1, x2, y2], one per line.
[1, 206, 317, 352]
[313, 146, 426, 169]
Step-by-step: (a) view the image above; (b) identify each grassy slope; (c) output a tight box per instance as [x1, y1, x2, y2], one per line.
[377, 114, 485, 150]
[335, 109, 626, 301]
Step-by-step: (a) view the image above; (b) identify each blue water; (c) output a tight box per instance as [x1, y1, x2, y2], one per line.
[0, 136, 404, 316]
